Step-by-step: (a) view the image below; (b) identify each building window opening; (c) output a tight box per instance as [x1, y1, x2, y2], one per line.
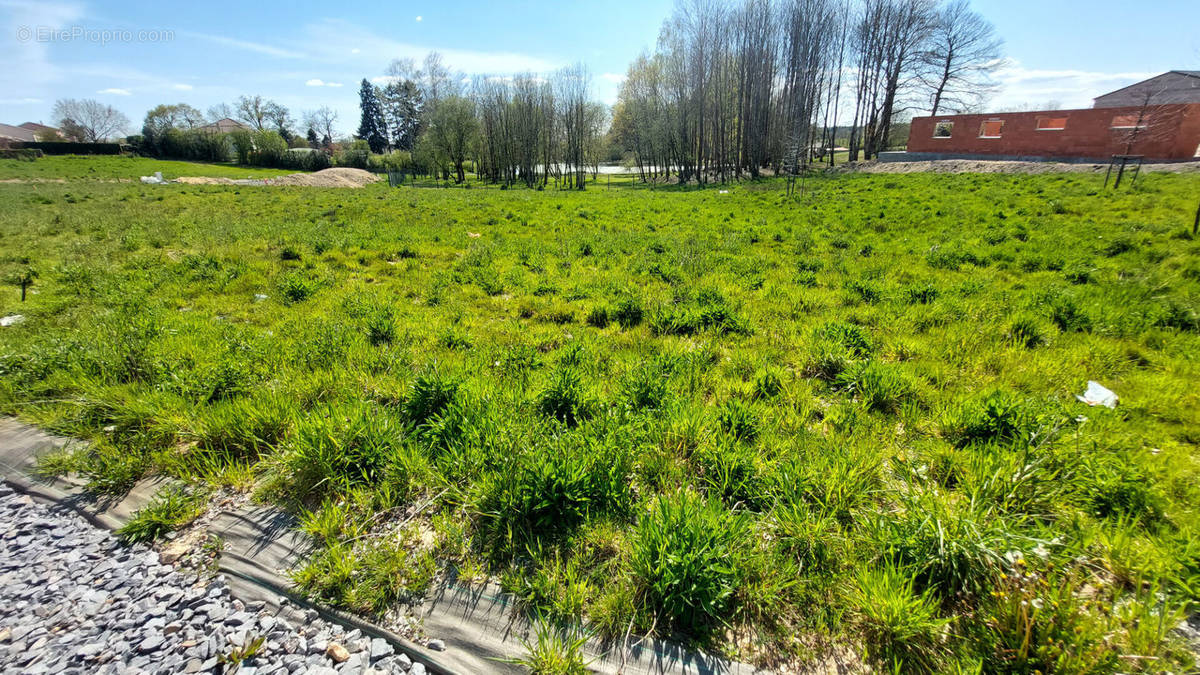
[933, 121, 953, 138]
[979, 120, 1004, 138]
[1036, 117, 1067, 131]
[1111, 114, 1145, 129]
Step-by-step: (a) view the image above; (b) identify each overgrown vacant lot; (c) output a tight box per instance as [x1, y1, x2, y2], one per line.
[2, 157, 1199, 672]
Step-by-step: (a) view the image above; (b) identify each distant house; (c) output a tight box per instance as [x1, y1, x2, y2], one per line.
[0, 124, 36, 143]
[1093, 71, 1200, 108]
[19, 122, 63, 140]
[197, 118, 253, 134]
[905, 71, 1200, 162]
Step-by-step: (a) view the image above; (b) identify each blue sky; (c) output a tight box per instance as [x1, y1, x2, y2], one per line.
[2, 0, 1198, 136]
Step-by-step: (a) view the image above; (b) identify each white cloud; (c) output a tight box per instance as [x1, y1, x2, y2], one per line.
[184, 31, 305, 59]
[600, 72, 625, 84]
[0, 97, 42, 104]
[0, 0, 84, 93]
[415, 16, 422, 22]
[172, 83, 193, 91]
[97, 87, 131, 95]
[303, 19, 558, 75]
[351, 48, 360, 54]
[988, 61, 1160, 110]
[306, 78, 344, 87]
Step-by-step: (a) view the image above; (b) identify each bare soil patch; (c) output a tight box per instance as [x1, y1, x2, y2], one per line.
[836, 159, 1200, 175]
[176, 168, 382, 188]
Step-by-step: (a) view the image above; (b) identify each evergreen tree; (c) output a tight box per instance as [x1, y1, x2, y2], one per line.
[381, 79, 423, 152]
[356, 79, 388, 153]
[306, 127, 319, 147]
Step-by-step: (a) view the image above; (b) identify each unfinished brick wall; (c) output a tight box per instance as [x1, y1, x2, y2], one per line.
[907, 104, 1200, 160]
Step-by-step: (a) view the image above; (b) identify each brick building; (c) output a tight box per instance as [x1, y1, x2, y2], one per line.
[905, 72, 1200, 162]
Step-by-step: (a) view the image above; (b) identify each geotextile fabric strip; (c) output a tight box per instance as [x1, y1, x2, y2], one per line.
[0, 417, 759, 675]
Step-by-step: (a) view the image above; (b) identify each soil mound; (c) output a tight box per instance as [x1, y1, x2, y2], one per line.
[175, 168, 383, 188]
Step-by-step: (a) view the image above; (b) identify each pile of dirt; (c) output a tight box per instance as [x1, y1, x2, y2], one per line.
[175, 168, 383, 188]
[265, 168, 382, 187]
[837, 159, 1200, 175]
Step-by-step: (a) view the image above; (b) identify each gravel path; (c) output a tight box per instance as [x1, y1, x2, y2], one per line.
[0, 482, 429, 675]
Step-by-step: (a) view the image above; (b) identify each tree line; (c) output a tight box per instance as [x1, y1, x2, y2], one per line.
[351, 0, 999, 187]
[39, 0, 1000, 185]
[353, 53, 609, 188]
[609, 0, 1001, 184]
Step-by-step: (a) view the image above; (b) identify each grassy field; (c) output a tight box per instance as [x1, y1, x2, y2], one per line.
[0, 155, 297, 181]
[2, 156, 1199, 672]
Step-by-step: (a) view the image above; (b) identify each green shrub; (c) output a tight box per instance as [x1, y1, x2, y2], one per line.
[292, 538, 435, 614]
[118, 484, 207, 543]
[869, 495, 1007, 598]
[693, 439, 764, 509]
[650, 290, 750, 337]
[851, 563, 952, 673]
[834, 360, 915, 414]
[403, 369, 459, 425]
[477, 444, 631, 557]
[622, 362, 670, 411]
[947, 390, 1043, 448]
[1101, 236, 1137, 257]
[363, 304, 397, 346]
[844, 279, 881, 304]
[585, 306, 609, 328]
[279, 272, 318, 304]
[1007, 315, 1047, 348]
[771, 502, 842, 577]
[277, 404, 405, 496]
[717, 399, 759, 442]
[631, 490, 747, 634]
[612, 298, 644, 329]
[1089, 458, 1165, 525]
[752, 368, 783, 400]
[901, 282, 940, 305]
[537, 367, 594, 427]
[508, 619, 591, 675]
[196, 396, 291, 460]
[1047, 292, 1092, 332]
[813, 321, 874, 357]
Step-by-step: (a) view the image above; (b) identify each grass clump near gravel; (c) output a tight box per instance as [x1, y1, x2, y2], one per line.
[2, 156, 1199, 671]
[117, 483, 208, 543]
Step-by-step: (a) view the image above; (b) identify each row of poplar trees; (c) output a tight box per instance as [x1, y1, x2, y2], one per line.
[610, 0, 1001, 184]
[357, 0, 999, 187]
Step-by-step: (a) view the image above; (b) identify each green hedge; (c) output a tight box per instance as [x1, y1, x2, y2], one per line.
[17, 141, 122, 155]
[0, 148, 43, 160]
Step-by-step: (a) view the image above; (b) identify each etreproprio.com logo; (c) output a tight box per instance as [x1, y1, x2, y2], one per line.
[16, 25, 175, 45]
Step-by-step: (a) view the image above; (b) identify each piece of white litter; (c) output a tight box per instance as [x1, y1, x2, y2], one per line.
[254, 294, 269, 301]
[718, 189, 730, 194]
[0, 314, 24, 327]
[1076, 380, 1118, 408]
[139, 171, 170, 185]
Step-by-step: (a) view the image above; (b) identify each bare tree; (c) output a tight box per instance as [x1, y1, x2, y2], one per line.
[849, 0, 935, 160]
[556, 63, 593, 189]
[52, 99, 130, 142]
[206, 103, 234, 122]
[235, 96, 269, 131]
[142, 103, 205, 137]
[922, 0, 1002, 115]
[427, 95, 477, 183]
[263, 101, 294, 140]
[302, 107, 339, 147]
